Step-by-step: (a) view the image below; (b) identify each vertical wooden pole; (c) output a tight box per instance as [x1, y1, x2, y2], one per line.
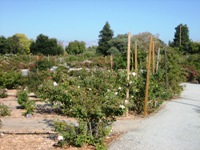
[179, 25, 182, 47]
[152, 41, 155, 75]
[135, 41, 138, 79]
[37, 55, 39, 73]
[164, 48, 169, 89]
[144, 35, 152, 117]
[110, 54, 113, 71]
[104, 56, 106, 67]
[132, 47, 134, 71]
[156, 48, 160, 72]
[126, 32, 131, 117]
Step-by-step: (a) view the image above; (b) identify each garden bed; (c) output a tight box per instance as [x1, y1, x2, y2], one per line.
[0, 90, 128, 149]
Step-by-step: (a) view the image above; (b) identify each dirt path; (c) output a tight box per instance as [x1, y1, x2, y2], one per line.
[109, 83, 200, 150]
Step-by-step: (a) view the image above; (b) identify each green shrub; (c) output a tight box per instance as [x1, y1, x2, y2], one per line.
[54, 121, 87, 147]
[0, 70, 23, 89]
[37, 58, 56, 71]
[0, 103, 11, 116]
[38, 70, 127, 148]
[22, 71, 51, 93]
[0, 88, 7, 98]
[17, 90, 35, 115]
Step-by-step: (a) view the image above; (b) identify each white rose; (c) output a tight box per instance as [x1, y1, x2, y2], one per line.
[57, 135, 64, 141]
[119, 104, 125, 109]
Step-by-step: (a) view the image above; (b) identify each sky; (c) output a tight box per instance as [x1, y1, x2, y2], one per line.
[0, 0, 200, 46]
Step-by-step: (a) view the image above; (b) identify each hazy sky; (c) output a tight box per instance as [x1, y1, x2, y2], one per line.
[0, 0, 200, 44]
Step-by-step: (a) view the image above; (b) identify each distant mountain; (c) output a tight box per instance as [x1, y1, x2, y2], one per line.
[60, 40, 98, 48]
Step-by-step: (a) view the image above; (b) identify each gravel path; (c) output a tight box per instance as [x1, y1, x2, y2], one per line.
[109, 83, 200, 150]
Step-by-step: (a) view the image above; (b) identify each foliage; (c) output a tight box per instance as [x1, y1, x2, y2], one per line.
[37, 58, 56, 71]
[0, 70, 23, 89]
[165, 47, 185, 94]
[0, 88, 7, 98]
[184, 65, 199, 83]
[54, 121, 88, 147]
[38, 69, 127, 148]
[17, 90, 35, 115]
[97, 21, 114, 56]
[133, 32, 166, 52]
[30, 34, 64, 55]
[188, 42, 200, 54]
[14, 33, 32, 54]
[66, 41, 86, 55]
[86, 46, 97, 53]
[108, 34, 128, 55]
[183, 54, 200, 83]
[0, 103, 11, 116]
[170, 24, 190, 53]
[6, 35, 20, 54]
[0, 36, 10, 54]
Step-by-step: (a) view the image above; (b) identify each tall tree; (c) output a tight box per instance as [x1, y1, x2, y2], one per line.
[7, 35, 20, 54]
[0, 36, 10, 54]
[30, 34, 64, 55]
[96, 21, 114, 56]
[170, 24, 190, 53]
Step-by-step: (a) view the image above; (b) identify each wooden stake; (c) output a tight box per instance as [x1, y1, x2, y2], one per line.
[164, 48, 169, 89]
[179, 25, 182, 47]
[156, 48, 160, 72]
[126, 32, 131, 117]
[104, 56, 107, 69]
[110, 54, 113, 71]
[144, 35, 152, 117]
[152, 41, 155, 75]
[132, 47, 134, 71]
[135, 41, 138, 79]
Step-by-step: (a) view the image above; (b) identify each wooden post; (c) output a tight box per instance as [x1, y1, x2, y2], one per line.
[132, 47, 134, 71]
[179, 25, 182, 47]
[126, 32, 131, 117]
[110, 54, 113, 71]
[105, 56, 107, 69]
[144, 35, 152, 117]
[152, 41, 155, 75]
[164, 48, 169, 89]
[156, 48, 160, 72]
[37, 55, 39, 73]
[135, 41, 138, 79]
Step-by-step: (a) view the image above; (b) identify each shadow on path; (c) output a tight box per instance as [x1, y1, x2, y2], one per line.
[171, 100, 200, 107]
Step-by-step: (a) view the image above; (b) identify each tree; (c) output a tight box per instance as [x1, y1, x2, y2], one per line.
[170, 24, 190, 53]
[65, 40, 86, 55]
[188, 42, 200, 54]
[108, 34, 128, 55]
[0, 36, 10, 54]
[7, 35, 20, 54]
[30, 34, 64, 55]
[96, 21, 114, 56]
[14, 33, 32, 54]
[133, 32, 166, 51]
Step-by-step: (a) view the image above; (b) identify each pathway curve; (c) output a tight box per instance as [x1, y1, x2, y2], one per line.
[109, 83, 200, 150]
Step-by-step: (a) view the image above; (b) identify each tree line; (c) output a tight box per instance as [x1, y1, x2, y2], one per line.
[0, 22, 200, 56]
[0, 34, 87, 55]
